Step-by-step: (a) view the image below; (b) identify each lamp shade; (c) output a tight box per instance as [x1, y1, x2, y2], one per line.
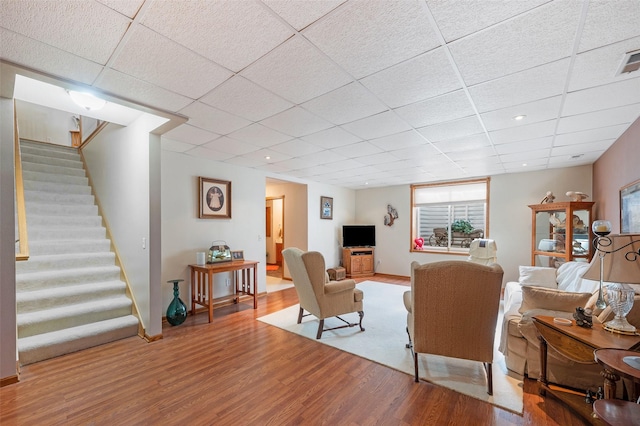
[582, 234, 640, 284]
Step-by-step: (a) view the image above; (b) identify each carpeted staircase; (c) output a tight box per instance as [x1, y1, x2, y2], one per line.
[16, 140, 139, 365]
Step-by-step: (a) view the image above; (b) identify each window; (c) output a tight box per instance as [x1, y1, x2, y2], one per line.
[411, 178, 490, 253]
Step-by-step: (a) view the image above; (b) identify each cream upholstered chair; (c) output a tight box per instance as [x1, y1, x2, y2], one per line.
[467, 239, 497, 265]
[403, 260, 504, 394]
[282, 247, 364, 339]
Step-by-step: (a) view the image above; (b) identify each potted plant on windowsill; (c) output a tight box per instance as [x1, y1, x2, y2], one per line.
[450, 219, 474, 237]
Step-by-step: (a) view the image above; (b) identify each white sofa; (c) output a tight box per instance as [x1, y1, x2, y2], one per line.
[499, 261, 640, 392]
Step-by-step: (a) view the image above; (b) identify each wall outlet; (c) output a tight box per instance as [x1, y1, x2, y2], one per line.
[225, 278, 230, 287]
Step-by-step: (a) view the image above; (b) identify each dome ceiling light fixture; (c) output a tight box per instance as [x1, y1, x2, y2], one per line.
[513, 115, 526, 121]
[67, 90, 106, 110]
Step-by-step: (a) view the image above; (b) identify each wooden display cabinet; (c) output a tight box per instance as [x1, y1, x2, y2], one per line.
[529, 201, 595, 267]
[342, 247, 374, 278]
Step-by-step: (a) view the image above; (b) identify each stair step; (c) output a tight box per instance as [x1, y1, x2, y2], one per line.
[23, 170, 88, 186]
[21, 152, 84, 170]
[21, 161, 86, 177]
[20, 143, 80, 162]
[28, 239, 111, 256]
[23, 179, 92, 195]
[17, 265, 121, 291]
[18, 296, 133, 337]
[26, 214, 102, 227]
[28, 226, 106, 241]
[17, 315, 139, 365]
[17, 281, 127, 313]
[20, 140, 78, 154]
[16, 252, 115, 273]
[26, 201, 97, 216]
[25, 190, 95, 206]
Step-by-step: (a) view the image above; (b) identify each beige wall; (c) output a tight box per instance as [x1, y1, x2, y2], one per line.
[592, 117, 640, 232]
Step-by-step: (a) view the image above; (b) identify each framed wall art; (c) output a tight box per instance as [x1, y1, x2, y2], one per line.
[320, 196, 333, 220]
[231, 250, 244, 261]
[199, 177, 231, 219]
[620, 179, 640, 233]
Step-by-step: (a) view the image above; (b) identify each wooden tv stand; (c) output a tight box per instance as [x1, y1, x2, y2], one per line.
[342, 247, 374, 278]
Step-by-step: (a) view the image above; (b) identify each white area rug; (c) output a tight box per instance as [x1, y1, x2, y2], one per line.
[258, 281, 523, 414]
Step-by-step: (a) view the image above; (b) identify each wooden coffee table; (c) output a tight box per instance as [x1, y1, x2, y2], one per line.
[533, 315, 640, 423]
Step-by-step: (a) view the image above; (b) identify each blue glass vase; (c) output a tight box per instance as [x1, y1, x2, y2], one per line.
[166, 279, 187, 326]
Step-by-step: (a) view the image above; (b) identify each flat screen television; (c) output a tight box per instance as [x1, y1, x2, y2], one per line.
[342, 225, 376, 247]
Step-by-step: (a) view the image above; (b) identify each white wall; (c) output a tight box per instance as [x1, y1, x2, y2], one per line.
[355, 165, 592, 283]
[16, 100, 76, 146]
[83, 115, 166, 336]
[0, 97, 18, 381]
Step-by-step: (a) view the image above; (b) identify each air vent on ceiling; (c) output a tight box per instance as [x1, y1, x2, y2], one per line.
[616, 49, 640, 75]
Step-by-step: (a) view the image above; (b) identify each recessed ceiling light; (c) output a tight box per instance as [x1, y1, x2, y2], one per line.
[513, 115, 526, 121]
[265, 156, 271, 160]
[68, 90, 106, 110]
[522, 163, 528, 167]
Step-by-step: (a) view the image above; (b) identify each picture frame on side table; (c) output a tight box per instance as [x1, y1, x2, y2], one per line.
[231, 250, 244, 261]
[621, 179, 640, 233]
[199, 177, 231, 219]
[320, 196, 333, 220]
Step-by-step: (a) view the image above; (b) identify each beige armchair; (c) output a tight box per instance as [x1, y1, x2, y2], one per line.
[404, 260, 504, 394]
[282, 247, 364, 339]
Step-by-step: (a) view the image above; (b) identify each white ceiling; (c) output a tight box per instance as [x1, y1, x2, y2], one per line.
[1, 0, 639, 189]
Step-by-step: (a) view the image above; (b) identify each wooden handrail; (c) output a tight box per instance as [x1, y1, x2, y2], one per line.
[14, 100, 29, 261]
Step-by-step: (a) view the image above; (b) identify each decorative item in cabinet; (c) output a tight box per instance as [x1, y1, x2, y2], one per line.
[529, 201, 595, 267]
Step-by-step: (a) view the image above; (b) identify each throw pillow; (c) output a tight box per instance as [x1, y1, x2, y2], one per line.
[518, 266, 557, 288]
[519, 286, 592, 314]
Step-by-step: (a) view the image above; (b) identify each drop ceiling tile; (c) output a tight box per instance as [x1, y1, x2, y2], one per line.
[179, 102, 251, 134]
[418, 116, 484, 142]
[369, 130, 427, 151]
[348, 153, 394, 166]
[480, 96, 563, 131]
[563, 77, 640, 116]
[200, 76, 293, 122]
[320, 159, 368, 172]
[242, 148, 292, 163]
[499, 148, 550, 163]
[489, 120, 556, 144]
[341, 111, 411, 140]
[202, 136, 260, 155]
[256, 162, 293, 174]
[570, 37, 640, 92]
[331, 141, 383, 158]
[393, 90, 476, 128]
[225, 156, 269, 168]
[432, 134, 492, 153]
[163, 124, 220, 146]
[270, 139, 324, 157]
[301, 126, 362, 148]
[450, 1, 581, 85]
[548, 151, 601, 165]
[161, 137, 197, 153]
[96, 0, 144, 18]
[141, 0, 293, 72]
[301, 82, 387, 125]
[447, 146, 498, 161]
[558, 103, 640, 134]
[187, 146, 235, 162]
[554, 124, 629, 146]
[303, 0, 441, 78]
[0, 29, 103, 85]
[504, 158, 548, 170]
[0, 0, 130, 63]
[389, 144, 441, 161]
[227, 123, 292, 147]
[551, 140, 614, 157]
[469, 59, 570, 112]
[578, 0, 640, 52]
[494, 137, 554, 155]
[360, 48, 461, 108]
[260, 107, 333, 137]
[426, 0, 548, 42]
[298, 149, 348, 165]
[262, 0, 346, 31]
[96, 69, 193, 112]
[111, 25, 232, 99]
[269, 158, 317, 172]
[241, 35, 353, 104]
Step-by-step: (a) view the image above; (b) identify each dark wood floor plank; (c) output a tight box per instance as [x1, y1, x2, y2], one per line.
[0, 275, 590, 425]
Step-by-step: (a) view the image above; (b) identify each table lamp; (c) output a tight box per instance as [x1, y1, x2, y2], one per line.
[582, 229, 640, 334]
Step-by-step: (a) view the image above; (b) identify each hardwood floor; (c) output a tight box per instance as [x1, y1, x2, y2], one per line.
[1, 274, 589, 425]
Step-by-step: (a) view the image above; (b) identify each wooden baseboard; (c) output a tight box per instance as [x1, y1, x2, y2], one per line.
[0, 374, 20, 387]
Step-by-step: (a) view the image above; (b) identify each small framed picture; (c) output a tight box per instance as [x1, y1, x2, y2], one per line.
[320, 196, 333, 220]
[231, 250, 244, 261]
[621, 179, 640, 233]
[199, 177, 231, 219]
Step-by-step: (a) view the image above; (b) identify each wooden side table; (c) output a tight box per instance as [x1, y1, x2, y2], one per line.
[533, 315, 640, 423]
[594, 348, 640, 401]
[593, 399, 640, 426]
